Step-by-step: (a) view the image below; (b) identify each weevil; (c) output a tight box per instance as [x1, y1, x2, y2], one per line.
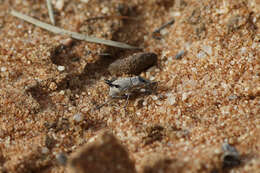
[96, 76, 157, 109]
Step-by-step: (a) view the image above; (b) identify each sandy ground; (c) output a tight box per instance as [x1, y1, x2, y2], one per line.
[0, 0, 259, 172]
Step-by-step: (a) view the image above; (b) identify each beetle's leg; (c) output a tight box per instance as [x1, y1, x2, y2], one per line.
[130, 77, 134, 87]
[123, 94, 130, 109]
[96, 98, 113, 110]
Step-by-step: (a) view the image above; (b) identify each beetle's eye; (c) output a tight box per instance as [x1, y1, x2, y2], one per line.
[105, 80, 120, 88]
[113, 84, 120, 88]
[138, 76, 147, 83]
[105, 79, 113, 86]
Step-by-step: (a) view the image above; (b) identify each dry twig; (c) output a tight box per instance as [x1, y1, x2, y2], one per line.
[10, 10, 140, 50]
[46, 0, 55, 25]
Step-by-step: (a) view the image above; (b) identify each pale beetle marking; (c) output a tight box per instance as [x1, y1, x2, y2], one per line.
[97, 76, 156, 109]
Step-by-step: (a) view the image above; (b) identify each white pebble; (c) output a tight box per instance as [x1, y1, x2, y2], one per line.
[73, 113, 83, 122]
[152, 95, 158, 101]
[240, 47, 247, 54]
[101, 7, 109, 14]
[150, 76, 155, 81]
[182, 92, 189, 101]
[59, 90, 65, 95]
[1, 67, 7, 72]
[41, 147, 49, 154]
[80, 0, 89, 3]
[228, 95, 237, 100]
[170, 11, 181, 17]
[167, 96, 176, 105]
[191, 67, 197, 73]
[55, 0, 64, 10]
[57, 65, 65, 71]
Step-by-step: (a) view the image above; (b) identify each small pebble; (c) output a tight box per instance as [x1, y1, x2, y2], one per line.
[167, 96, 176, 105]
[240, 47, 247, 54]
[59, 90, 65, 95]
[57, 65, 65, 71]
[41, 147, 49, 154]
[108, 52, 157, 75]
[80, 0, 89, 3]
[182, 92, 189, 101]
[73, 113, 83, 122]
[101, 7, 109, 14]
[49, 82, 57, 91]
[1, 66, 7, 72]
[61, 38, 74, 47]
[55, 0, 64, 10]
[228, 94, 237, 100]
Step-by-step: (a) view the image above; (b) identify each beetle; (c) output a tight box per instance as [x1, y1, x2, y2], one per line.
[96, 76, 157, 109]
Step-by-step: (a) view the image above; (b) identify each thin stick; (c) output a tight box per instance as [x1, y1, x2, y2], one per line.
[46, 0, 55, 25]
[10, 10, 141, 50]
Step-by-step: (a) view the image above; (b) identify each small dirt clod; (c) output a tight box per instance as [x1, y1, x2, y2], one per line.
[108, 52, 157, 75]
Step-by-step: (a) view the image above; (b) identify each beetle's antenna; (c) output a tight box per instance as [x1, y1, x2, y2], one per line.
[96, 98, 112, 110]
[105, 79, 113, 86]
[105, 79, 120, 88]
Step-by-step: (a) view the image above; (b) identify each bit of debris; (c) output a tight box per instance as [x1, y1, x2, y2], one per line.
[195, 22, 206, 39]
[108, 52, 157, 75]
[56, 153, 68, 166]
[152, 19, 175, 39]
[187, 8, 201, 25]
[45, 135, 56, 149]
[143, 125, 164, 146]
[55, 0, 65, 10]
[46, 0, 55, 25]
[221, 142, 241, 169]
[80, 0, 89, 3]
[226, 15, 246, 33]
[97, 76, 157, 109]
[73, 113, 83, 122]
[57, 65, 65, 71]
[175, 50, 185, 59]
[67, 131, 136, 173]
[10, 10, 140, 49]
[41, 147, 49, 154]
[60, 38, 74, 47]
